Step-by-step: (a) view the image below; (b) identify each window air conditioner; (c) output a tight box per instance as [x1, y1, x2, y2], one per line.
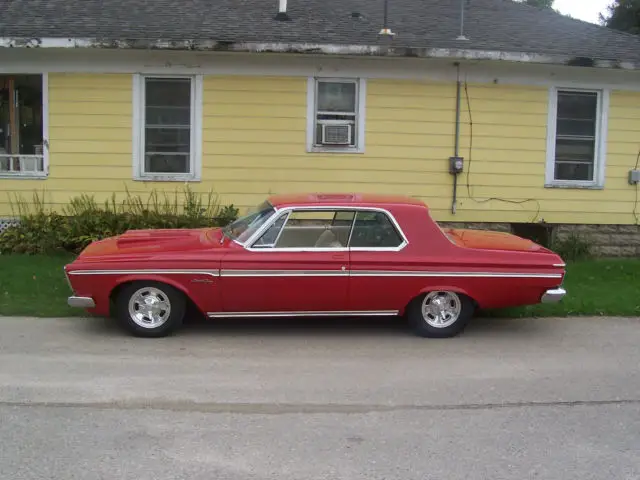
[319, 120, 352, 145]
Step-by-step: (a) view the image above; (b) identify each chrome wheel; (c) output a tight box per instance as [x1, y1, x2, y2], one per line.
[421, 291, 462, 328]
[127, 286, 172, 329]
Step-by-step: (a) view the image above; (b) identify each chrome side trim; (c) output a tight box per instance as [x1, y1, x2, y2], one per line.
[220, 269, 562, 279]
[541, 288, 567, 303]
[66, 269, 563, 280]
[349, 271, 563, 279]
[67, 269, 220, 277]
[553, 263, 566, 268]
[222, 269, 348, 277]
[207, 310, 399, 318]
[244, 205, 409, 253]
[68, 296, 96, 308]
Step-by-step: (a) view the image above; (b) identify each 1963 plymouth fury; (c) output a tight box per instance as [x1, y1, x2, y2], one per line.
[64, 193, 566, 338]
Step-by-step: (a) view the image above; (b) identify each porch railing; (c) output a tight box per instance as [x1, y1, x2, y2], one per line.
[0, 154, 46, 176]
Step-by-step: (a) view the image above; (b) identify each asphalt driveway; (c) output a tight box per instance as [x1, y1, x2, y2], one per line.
[1, 315, 639, 479]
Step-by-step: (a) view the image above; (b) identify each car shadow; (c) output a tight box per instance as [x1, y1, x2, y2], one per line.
[77, 312, 550, 340]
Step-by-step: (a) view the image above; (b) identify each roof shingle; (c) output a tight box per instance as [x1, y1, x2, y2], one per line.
[1, 0, 639, 64]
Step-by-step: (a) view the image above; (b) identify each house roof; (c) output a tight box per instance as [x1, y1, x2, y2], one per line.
[1, 0, 639, 68]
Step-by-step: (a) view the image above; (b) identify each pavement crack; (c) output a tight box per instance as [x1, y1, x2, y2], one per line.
[1, 399, 639, 415]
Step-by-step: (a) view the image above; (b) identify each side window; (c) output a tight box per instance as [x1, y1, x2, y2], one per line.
[254, 210, 356, 249]
[349, 211, 404, 248]
[252, 213, 289, 248]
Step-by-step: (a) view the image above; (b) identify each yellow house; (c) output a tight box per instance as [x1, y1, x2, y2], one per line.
[1, 0, 640, 255]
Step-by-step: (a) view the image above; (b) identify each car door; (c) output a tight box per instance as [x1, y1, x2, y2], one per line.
[347, 209, 410, 313]
[220, 208, 355, 315]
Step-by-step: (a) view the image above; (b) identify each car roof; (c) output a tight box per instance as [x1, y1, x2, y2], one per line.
[266, 193, 427, 209]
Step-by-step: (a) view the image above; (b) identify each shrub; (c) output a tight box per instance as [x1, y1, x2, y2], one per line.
[551, 232, 593, 262]
[0, 187, 239, 255]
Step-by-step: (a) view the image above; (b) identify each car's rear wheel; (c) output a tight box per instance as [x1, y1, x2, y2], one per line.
[115, 281, 186, 337]
[408, 291, 474, 338]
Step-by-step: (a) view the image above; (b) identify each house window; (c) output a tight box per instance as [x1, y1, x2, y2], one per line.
[307, 78, 366, 153]
[133, 75, 202, 181]
[546, 88, 608, 188]
[0, 74, 48, 178]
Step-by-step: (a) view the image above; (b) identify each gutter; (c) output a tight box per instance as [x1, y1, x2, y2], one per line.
[0, 37, 638, 71]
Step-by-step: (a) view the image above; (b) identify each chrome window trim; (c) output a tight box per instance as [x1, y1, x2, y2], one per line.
[228, 200, 278, 248]
[208, 310, 399, 318]
[251, 211, 292, 249]
[244, 205, 409, 253]
[272, 211, 291, 247]
[346, 211, 358, 247]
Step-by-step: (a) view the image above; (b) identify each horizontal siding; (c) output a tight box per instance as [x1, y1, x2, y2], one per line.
[0, 73, 133, 216]
[1, 73, 638, 226]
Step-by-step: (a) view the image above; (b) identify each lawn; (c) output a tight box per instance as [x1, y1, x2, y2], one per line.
[482, 259, 640, 318]
[0, 254, 639, 318]
[0, 254, 81, 317]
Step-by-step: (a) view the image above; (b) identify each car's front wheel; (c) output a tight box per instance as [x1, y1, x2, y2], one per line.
[408, 291, 474, 338]
[115, 281, 186, 337]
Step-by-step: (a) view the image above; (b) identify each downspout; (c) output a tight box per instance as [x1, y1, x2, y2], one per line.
[451, 62, 462, 214]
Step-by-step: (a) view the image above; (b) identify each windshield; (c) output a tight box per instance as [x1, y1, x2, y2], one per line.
[222, 201, 276, 244]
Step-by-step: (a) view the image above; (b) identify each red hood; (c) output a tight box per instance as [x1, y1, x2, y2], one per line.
[78, 227, 224, 257]
[443, 228, 551, 253]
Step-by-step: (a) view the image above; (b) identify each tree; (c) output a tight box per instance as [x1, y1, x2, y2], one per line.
[520, 0, 555, 8]
[600, 0, 640, 34]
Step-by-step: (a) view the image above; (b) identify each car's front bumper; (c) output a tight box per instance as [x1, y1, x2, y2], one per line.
[68, 296, 96, 308]
[541, 288, 566, 304]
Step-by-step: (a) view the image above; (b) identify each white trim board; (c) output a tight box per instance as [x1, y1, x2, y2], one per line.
[1, 49, 640, 92]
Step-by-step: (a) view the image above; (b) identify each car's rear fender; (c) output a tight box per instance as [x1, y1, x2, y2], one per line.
[399, 285, 475, 315]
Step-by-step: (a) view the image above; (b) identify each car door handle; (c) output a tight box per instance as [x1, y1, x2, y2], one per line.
[332, 254, 346, 260]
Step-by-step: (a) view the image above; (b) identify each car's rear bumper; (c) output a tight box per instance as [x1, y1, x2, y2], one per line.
[68, 296, 96, 308]
[541, 288, 566, 304]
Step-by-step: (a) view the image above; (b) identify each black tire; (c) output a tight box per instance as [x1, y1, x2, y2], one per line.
[407, 291, 474, 338]
[115, 281, 186, 338]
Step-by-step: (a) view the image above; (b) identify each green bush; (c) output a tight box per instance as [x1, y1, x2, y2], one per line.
[551, 232, 593, 262]
[0, 187, 239, 255]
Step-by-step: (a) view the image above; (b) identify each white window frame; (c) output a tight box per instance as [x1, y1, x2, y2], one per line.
[306, 77, 366, 154]
[132, 74, 203, 182]
[0, 73, 49, 180]
[545, 86, 609, 189]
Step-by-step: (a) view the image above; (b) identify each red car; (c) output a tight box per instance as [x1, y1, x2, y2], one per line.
[65, 193, 566, 338]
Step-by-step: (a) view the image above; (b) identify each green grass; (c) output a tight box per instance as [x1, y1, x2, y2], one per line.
[0, 255, 639, 318]
[0, 254, 81, 317]
[483, 258, 640, 318]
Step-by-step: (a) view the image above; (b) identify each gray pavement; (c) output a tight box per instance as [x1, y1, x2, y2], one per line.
[1, 315, 640, 479]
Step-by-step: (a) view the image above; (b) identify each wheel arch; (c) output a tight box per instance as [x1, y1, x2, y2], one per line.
[108, 275, 205, 317]
[400, 285, 478, 316]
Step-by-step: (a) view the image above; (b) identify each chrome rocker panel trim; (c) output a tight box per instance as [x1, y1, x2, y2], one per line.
[541, 288, 566, 304]
[208, 310, 399, 318]
[68, 296, 96, 308]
